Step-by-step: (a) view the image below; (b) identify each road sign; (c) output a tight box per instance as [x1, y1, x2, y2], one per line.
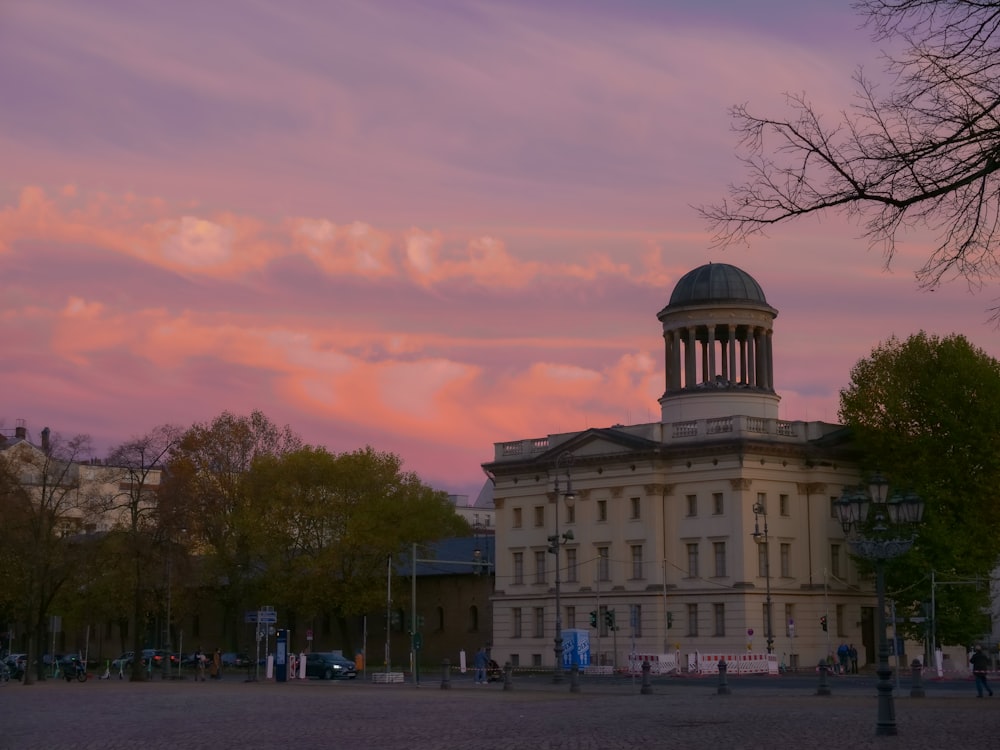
[306, 629, 313, 641]
[245, 611, 258, 623]
[258, 610, 278, 624]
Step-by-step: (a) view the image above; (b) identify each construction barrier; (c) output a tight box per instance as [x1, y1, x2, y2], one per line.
[691, 652, 778, 675]
[626, 653, 679, 675]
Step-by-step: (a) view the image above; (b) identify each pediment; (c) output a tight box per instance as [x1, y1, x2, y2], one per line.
[533, 427, 659, 466]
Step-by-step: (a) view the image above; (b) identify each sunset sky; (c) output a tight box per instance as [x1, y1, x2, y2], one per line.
[3, 0, 997, 501]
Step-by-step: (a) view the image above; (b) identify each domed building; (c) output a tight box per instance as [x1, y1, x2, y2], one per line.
[482, 263, 873, 674]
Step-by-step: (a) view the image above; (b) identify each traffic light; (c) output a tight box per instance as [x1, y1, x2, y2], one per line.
[667, 612, 674, 629]
[605, 609, 616, 630]
[820, 615, 828, 632]
[589, 610, 598, 628]
[547, 535, 559, 554]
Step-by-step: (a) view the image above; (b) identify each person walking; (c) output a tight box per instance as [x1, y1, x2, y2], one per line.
[836, 642, 849, 675]
[210, 649, 222, 680]
[195, 648, 206, 682]
[473, 647, 488, 684]
[970, 646, 993, 698]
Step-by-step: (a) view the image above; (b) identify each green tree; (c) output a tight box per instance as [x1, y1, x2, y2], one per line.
[247, 445, 469, 652]
[700, 1, 1000, 312]
[839, 331, 1000, 645]
[163, 411, 301, 650]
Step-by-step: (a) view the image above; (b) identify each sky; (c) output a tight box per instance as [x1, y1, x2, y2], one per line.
[2, 0, 997, 501]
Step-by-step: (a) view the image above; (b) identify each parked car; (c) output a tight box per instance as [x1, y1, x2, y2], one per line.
[111, 649, 168, 670]
[304, 652, 356, 680]
[4, 653, 26, 678]
[221, 652, 251, 669]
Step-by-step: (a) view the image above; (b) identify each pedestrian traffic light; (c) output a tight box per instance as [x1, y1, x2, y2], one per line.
[820, 615, 828, 631]
[589, 610, 598, 628]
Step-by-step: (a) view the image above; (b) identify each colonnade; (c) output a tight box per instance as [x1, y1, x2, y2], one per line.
[663, 323, 774, 392]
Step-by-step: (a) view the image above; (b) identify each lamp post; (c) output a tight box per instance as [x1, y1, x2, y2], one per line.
[751, 502, 774, 654]
[835, 473, 924, 737]
[550, 451, 576, 683]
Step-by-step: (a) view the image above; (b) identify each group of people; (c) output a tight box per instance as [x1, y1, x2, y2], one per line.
[192, 648, 222, 681]
[835, 642, 859, 674]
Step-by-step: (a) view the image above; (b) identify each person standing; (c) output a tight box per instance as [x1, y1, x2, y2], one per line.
[970, 646, 994, 698]
[848, 644, 858, 674]
[210, 649, 222, 680]
[473, 647, 488, 684]
[836, 642, 849, 675]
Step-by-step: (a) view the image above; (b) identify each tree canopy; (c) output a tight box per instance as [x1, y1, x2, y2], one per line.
[839, 331, 1000, 645]
[699, 0, 1000, 314]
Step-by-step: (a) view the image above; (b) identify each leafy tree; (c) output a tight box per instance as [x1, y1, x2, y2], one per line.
[163, 411, 301, 650]
[0, 431, 94, 683]
[700, 0, 1000, 310]
[99, 424, 183, 680]
[839, 331, 1000, 645]
[247, 445, 469, 652]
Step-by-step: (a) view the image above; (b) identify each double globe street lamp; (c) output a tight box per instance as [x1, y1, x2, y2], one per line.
[834, 473, 924, 737]
[550, 451, 576, 684]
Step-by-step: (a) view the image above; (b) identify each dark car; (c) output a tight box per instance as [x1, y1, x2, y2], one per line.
[221, 652, 252, 669]
[304, 652, 357, 680]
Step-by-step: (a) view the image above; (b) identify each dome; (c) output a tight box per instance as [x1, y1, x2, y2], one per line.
[668, 263, 768, 306]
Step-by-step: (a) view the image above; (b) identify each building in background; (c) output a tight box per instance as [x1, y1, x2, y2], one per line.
[483, 263, 885, 672]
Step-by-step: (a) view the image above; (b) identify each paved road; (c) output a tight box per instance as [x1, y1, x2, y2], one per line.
[2, 672, 998, 749]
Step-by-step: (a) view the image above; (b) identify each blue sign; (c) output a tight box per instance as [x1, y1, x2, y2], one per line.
[561, 629, 591, 668]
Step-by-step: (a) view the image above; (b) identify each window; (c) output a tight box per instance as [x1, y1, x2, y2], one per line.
[513, 552, 524, 585]
[687, 603, 699, 636]
[534, 607, 545, 638]
[756, 492, 767, 512]
[510, 653, 520, 667]
[512, 608, 522, 638]
[532, 653, 542, 667]
[534, 550, 546, 584]
[566, 605, 576, 629]
[784, 604, 795, 637]
[597, 547, 610, 581]
[630, 497, 641, 520]
[713, 603, 725, 636]
[534, 506, 545, 527]
[513, 508, 522, 528]
[566, 548, 578, 582]
[779, 493, 790, 516]
[757, 541, 768, 577]
[566, 503, 576, 524]
[630, 545, 644, 579]
[713, 541, 727, 577]
[631, 604, 643, 637]
[836, 604, 846, 636]
[780, 543, 791, 577]
[597, 499, 608, 522]
[829, 496, 839, 519]
[830, 544, 842, 578]
[686, 494, 697, 516]
[713, 492, 724, 515]
[686, 543, 699, 578]
[469, 605, 479, 632]
[762, 602, 771, 637]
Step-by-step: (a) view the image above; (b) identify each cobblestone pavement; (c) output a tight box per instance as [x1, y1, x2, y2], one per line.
[1, 673, 998, 750]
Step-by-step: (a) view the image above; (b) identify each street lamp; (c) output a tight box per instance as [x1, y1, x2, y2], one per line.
[550, 451, 576, 683]
[834, 473, 924, 737]
[751, 502, 774, 654]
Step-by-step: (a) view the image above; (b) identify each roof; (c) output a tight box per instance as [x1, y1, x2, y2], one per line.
[667, 263, 768, 306]
[396, 536, 495, 577]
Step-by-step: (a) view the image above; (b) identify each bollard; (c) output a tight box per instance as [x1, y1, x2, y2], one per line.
[570, 664, 581, 693]
[717, 659, 731, 695]
[440, 658, 451, 690]
[502, 661, 513, 692]
[910, 659, 925, 698]
[816, 660, 831, 696]
[640, 660, 653, 695]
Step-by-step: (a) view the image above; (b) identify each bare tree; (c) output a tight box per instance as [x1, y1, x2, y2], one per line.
[0, 431, 94, 684]
[699, 0, 1000, 310]
[101, 424, 183, 680]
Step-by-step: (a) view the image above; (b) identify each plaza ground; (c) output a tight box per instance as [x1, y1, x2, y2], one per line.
[1, 672, 998, 749]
